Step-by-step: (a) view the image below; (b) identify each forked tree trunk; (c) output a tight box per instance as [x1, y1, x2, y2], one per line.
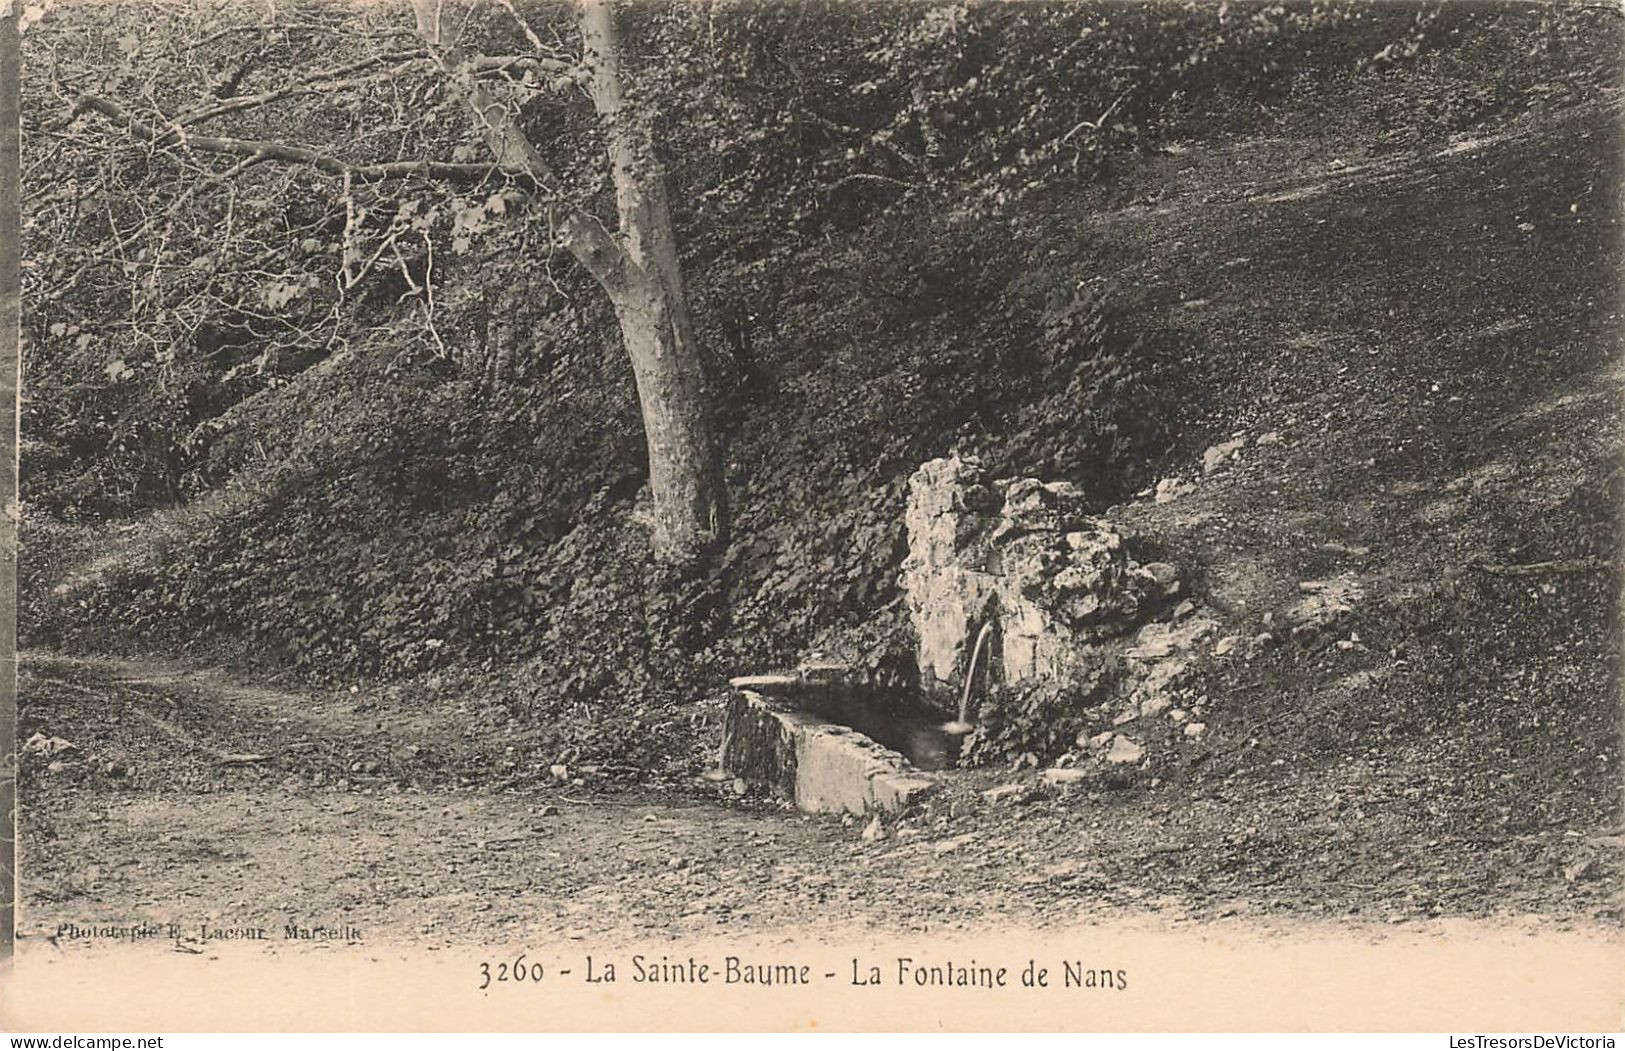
[413, 0, 726, 564]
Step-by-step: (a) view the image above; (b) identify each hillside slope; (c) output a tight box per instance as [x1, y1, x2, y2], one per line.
[22, 85, 1625, 937]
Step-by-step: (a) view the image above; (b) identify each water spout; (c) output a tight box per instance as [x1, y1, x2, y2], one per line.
[942, 621, 994, 736]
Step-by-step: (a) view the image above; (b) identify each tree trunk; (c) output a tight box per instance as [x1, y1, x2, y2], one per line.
[579, 0, 725, 564]
[609, 272, 725, 564]
[412, 0, 727, 564]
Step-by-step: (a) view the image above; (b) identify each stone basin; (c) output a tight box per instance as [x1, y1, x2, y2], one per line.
[720, 681, 947, 816]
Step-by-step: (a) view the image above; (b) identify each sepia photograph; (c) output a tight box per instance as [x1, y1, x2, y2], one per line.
[2, 0, 1623, 1034]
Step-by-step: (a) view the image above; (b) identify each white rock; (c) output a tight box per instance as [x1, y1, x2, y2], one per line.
[1184, 722, 1207, 737]
[1106, 737, 1145, 764]
[1564, 857, 1597, 883]
[1143, 562, 1179, 586]
[1202, 438, 1245, 473]
[1150, 480, 1189, 506]
[24, 733, 76, 756]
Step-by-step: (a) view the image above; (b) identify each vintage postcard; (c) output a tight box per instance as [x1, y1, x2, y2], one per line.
[2, 0, 1622, 1033]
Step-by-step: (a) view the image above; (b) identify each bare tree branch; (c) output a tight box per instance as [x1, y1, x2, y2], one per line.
[173, 50, 425, 126]
[187, 21, 419, 51]
[77, 93, 514, 184]
[408, 0, 628, 289]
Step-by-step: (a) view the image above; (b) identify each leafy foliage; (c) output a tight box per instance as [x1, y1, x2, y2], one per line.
[960, 670, 1112, 767]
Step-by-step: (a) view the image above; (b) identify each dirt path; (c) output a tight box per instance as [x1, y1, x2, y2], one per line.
[19, 652, 1623, 956]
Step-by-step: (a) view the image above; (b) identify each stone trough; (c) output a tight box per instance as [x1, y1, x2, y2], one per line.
[720, 675, 940, 816]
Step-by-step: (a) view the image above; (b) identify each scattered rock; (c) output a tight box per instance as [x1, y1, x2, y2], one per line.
[548, 764, 570, 781]
[1173, 599, 1196, 619]
[1256, 431, 1283, 447]
[538, 804, 559, 817]
[1112, 709, 1138, 727]
[1202, 438, 1246, 474]
[1284, 573, 1363, 638]
[1140, 696, 1172, 719]
[861, 816, 886, 842]
[1153, 478, 1194, 504]
[1041, 767, 1094, 786]
[24, 733, 76, 756]
[1143, 562, 1179, 587]
[1086, 731, 1115, 750]
[217, 753, 272, 766]
[1127, 638, 1175, 660]
[1168, 708, 1189, 724]
[1213, 635, 1241, 657]
[1565, 857, 1598, 883]
[1184, 722, 1207, 738]
[934, 834, 978, 855]
[731, 778, 748, 796]
[1106, 737, 1145, 765]
[982, 783, 1030, 803]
